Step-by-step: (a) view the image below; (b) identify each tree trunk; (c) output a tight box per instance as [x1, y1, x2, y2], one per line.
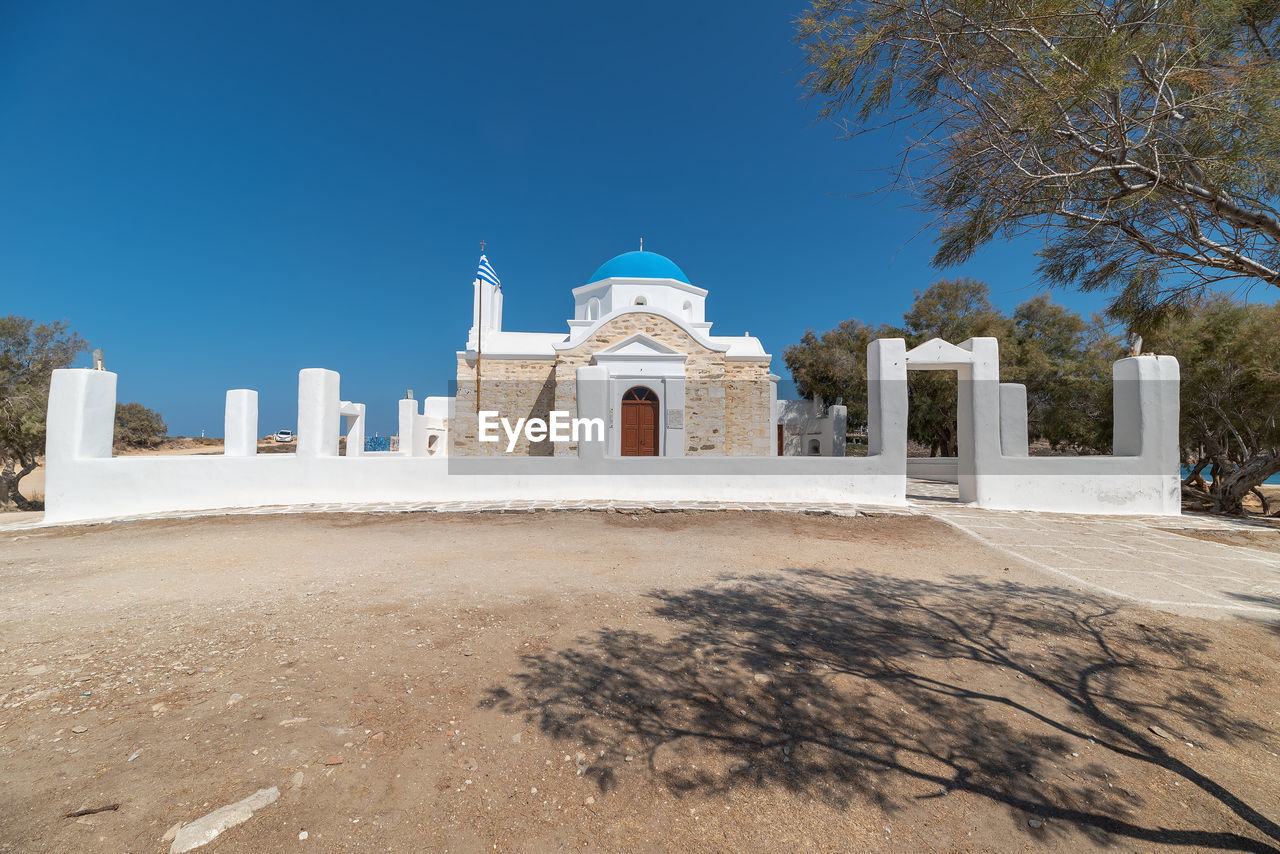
[0, 457, 38, 511]
[1211, 449, 1280, 515]
[1183, 457, 1209, 491]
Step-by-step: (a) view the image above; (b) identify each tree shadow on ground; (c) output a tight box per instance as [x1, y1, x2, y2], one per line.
[1224, 592, 1280, 638]
[483, 569, 1280, 852]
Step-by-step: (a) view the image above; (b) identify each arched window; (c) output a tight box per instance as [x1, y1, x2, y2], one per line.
[808, 438, 822, 456]
[623, 386, 658, 402]
[682, 299, 693, 319]
[633, 295, 648, 306]
[587, 298, 601, 320]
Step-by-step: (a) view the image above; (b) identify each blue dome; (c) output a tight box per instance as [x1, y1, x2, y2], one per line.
[587, 250, 689, 284]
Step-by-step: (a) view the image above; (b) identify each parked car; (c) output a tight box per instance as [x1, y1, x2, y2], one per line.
[273, 429, 295, 443]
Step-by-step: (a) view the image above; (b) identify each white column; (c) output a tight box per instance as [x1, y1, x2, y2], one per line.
[958, 337, 1002, 504]
[468, 280, 502, 349]
[421, 397, 451, 457]
[398, 398, 418, 456]
[46, 369, 117, 465]
[340, 401, 366, 457]
[224, 389, 258, 456]
[1113, 354, 1181, 510]
[44, 369, 117, 522]
[1113, 355, 1180, 459]
[828, 404, 847, 457]
[865, 338, 907, 466]
[297, 369, 340, 457]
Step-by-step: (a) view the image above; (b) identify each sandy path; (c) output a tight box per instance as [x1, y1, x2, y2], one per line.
[1, 511, 1278, 853]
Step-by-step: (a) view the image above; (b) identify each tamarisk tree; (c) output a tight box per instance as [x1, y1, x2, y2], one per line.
[1148, 296, 1280, 515]
[0, 316, 88, 509]
[797, 0, 1280, 321]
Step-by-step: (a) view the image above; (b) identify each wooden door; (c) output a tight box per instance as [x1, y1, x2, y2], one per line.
[620, 387, 659, 456]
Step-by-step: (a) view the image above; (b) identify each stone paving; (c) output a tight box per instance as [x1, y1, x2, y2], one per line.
[906, 479, 1280, 620]
[3, 480, 1277, 622]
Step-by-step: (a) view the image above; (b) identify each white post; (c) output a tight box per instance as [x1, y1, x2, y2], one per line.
[340, 401, 366, 457]
[46, 369, 117, 465]
[865, 338, 907, 466]
[829, 404, 847, 457]
[44, 369, 117, 521]
[958, 337, 1002, 504]
[398, 398, 418, 456]
[421, 397, 451, 457]
[297, 369, 340, 457]
[1113, 355, 1181, 457]
[224, 389, 258, 456]
[1113, 355, 1181, 513]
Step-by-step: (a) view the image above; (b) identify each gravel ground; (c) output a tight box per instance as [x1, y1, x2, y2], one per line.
[1, 510, 1278, 853]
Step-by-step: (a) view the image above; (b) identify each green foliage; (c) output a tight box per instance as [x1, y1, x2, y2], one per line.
[1004, 297, 1119, 451]
[785, 280, 1119, 455]
[1144, 296, 1280, 513]
[114, 402, 167, 449]
[782, 319, 894, 429]
[0, 315, 88, 509]
[797, 0, 1280, 321]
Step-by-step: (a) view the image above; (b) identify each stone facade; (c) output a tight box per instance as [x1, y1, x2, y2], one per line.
[452, 355, 556, 456]
[724, 360, 773, 456]
[453, 311, 772, 457]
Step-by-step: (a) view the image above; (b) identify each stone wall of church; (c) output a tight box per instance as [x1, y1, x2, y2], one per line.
[455, 313, 774, 457]
[553, 313, 731, 455]
[452, 355, 556, 456]
[722, 361, 774, 456]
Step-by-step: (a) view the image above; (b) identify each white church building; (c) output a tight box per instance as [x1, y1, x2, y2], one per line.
[448, 249, 844, 457]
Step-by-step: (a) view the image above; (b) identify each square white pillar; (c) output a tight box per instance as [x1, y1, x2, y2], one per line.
[46, 369, 117, 465]
[829, 404, 847, 457]
[340, 401, 366, 457]
[866, 338, 907, 465]
[297, 368, 340, 457]
[224, 389, 258, 456]
[398, 398, 418, 456]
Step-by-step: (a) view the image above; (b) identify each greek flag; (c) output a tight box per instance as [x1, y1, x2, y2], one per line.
[476, 254, 500, 288]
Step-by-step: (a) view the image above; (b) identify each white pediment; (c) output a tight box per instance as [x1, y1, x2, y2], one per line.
[596, 333, 683, 358]
[905, 337, 976, 368]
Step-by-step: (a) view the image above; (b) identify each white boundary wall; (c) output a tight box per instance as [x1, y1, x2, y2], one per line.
[902, 337, 1180, 516]
[42, 337, 1182, 524]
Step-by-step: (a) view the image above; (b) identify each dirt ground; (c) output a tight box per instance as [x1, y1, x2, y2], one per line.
[1, 511, 1278, 853]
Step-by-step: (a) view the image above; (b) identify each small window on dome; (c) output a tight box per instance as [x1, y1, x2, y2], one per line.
[633, 295, 648, 306]
[682, 300, 693, 319]
[587, 298, 601, 320]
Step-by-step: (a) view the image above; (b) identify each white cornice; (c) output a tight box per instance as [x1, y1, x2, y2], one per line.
[571, 277, 709, 298]
[555, 306, 729, 353]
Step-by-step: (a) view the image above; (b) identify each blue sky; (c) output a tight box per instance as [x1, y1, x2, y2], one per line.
[4, 1, 1134, 436]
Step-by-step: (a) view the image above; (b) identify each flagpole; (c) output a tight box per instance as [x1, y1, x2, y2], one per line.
[475, 241, 486, 422]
